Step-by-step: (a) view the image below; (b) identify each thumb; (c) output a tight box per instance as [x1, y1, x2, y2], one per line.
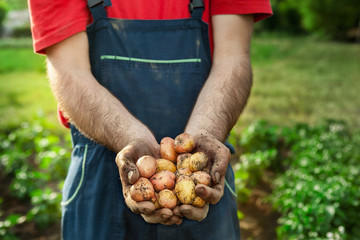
[210, 147, 230, 184]
[116, 146, 140, 185]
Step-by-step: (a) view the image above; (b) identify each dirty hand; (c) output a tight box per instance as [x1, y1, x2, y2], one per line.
[115, 138, 182, 225]
[176, 131, 231, 221]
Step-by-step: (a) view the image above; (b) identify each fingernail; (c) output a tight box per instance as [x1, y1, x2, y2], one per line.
[128, 171, 133, 180]
[176, 219, 183, 225]
[197, 187, 205, 194]
[182, 209, 190, 215]
[162, 214, 171, 220]
[215, 172, 220, 183]
[143, 208, 151, 214]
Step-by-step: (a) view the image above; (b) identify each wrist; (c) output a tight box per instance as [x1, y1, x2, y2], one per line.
[107, 116, 159, 154]
[124, 122, 158, 153]
[185, 119, 226, 143]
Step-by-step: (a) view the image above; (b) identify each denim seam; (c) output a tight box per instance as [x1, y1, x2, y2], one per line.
[224, 178, 238, 198]
[101, 55, 202, 63]
[61, 144, 88, 206]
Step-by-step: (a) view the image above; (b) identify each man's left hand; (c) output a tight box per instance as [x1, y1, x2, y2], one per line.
[175, 131, 231, 221]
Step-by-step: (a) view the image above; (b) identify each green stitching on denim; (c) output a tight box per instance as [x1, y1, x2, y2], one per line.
[61, 144, 88, 206]
[101, 55, 201, 63]
[225, 178, 238, 198]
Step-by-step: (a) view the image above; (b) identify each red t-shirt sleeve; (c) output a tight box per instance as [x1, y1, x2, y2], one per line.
[57, 105, 70, 129]
[211, 0, 273, 22]
[28, 0, 90, 54]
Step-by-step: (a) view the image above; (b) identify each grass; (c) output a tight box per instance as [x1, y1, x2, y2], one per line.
[0, 47, 46, 73]
[234, 34, 360, 134]
[0, 71, 58, 129]
[0, 36, 359, 134]
[3, 0, 28, 10]
[0, 40, 59, 130]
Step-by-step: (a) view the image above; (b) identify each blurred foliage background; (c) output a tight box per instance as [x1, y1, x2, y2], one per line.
[0, 0, 359, 239]
[254, 0, 360, 41]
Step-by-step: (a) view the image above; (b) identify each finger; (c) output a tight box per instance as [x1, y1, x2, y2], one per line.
[141, 208, 181, 225]
[163, 215, 182, 226]
[137, 201, 156, 215]
[195, 179, 224, 204]
[172, 206, 184, 217]
[192, 133, 230, 184]
[145, 208, 173, 222]
[116, 145, 140, 185]
[209, 146, 230, 184]
[179, 203, 209, 221]
[175, 218, 183, 225]
[124, 196, 155, 215]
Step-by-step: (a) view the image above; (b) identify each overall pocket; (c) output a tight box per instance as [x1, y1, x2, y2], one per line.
[61, 144, 89, 206]
[100, 56, 206, 141]
[61, 142, 121, 239]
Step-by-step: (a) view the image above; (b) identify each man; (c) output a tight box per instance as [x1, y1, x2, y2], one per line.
[28, 0, 272, 239]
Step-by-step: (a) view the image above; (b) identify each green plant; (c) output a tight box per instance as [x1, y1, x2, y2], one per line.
[233, 120, 280, 202]
[298, 0, 360, 40]
[0, 1, 8, 31]
[255, 0, 360, 40]
[12, 24, 32, 38]
[0, 115, 71, 237]
[273, 121, 360, 239]
[255, 0, 304, 34]
[235, 120, 360, 239]
[0, 198, 23, 240]
[3, 0, 27, 10]
[27, 188, 62, 229]
[240, 120, 280, 153]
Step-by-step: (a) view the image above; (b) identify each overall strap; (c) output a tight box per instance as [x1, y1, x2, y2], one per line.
[189, 0, 204, 19]
[88, 0, 204, 21]
[87, 0, 111, 20]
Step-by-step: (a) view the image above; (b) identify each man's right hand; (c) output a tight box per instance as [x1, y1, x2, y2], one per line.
[115, 139, 182, 226]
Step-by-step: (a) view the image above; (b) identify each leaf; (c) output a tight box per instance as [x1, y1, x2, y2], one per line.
[237, 210, 245, 220]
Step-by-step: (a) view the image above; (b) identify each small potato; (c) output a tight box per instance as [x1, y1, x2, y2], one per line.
[150, 170, 176, 192]
[160, 137, 178, 162]
[177, 153, 191, 169]
[192, 195, 206, 208]
[175, 168, 192, 181]
[158, 189, 178, 209]
[189, 152, 208, 172]
[156, 159, 176, 173]
[174, 133, 196, 153]
[176, 174, 192, 182]
[191, 171, 211, 186]
[174, 176, 196, 204]
[136, 155, 157, 178]
[130, 177, 156, 202]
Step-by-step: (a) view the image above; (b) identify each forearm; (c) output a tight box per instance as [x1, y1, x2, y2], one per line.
[185, 14, 254, 142]
[46, 32, 157, 153]
[185, 55, 252, 142]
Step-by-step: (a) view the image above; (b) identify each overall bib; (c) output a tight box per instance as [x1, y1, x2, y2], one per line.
[61, 0, 240, 239]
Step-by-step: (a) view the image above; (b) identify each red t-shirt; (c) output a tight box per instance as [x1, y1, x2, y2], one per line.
[29, 0, 272, 54]
[29, 0, 272, 128]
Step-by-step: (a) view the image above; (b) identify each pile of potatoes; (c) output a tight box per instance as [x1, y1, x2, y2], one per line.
[130, 133, 211, 209]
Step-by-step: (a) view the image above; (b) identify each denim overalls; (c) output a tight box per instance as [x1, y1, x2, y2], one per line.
[61, 0, 240, 239]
